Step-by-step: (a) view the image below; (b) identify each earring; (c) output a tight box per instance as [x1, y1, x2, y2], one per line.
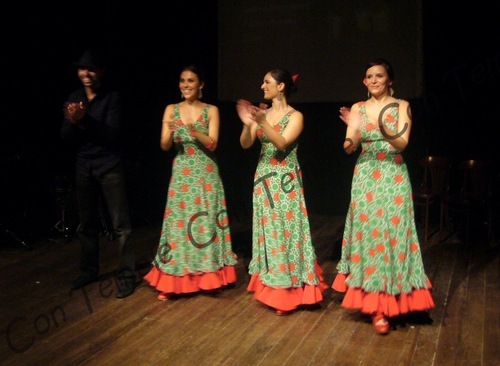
[367, 92, 371, 98]
[181, 94, 184, 99]
[198, 89, 203, 99]
[277, 92, 283, 101]
[389, 87, 394, 96]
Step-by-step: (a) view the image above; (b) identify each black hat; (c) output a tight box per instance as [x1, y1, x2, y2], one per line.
[73, 49, 106, 69]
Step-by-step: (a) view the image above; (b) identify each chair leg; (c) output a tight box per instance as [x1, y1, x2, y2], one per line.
[439, 202, 446, 242]
[424, 204, 429, 245]
[487, 209, 496, 246]
[465, 212, 471, 244]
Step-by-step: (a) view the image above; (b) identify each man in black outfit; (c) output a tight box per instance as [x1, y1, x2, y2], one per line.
[61, 49, 137, 298]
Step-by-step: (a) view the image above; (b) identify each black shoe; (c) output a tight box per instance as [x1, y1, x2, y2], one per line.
[115, 280, 136, 299]
[71, 274, 98, 290]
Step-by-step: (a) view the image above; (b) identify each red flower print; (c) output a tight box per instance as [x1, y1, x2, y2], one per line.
[391, 215, 400, 225]
[352, 253, 361, 263]
[206, 164, 213, 172]
[182, 184, 189, 192]
[183, 168, 190, 175]
[410, 243, 419, 252]
[365, 266, 376, 275]
[395, 174, 403, 183]
[360, 213, 368, 222]
[372, 170, 381, 179]
[394, 196, 403, 205]
[286, 211, 293, 220]
[187, 147, 195, 155]
[377, 152, 386, 160]
[366, 192, 373, 201]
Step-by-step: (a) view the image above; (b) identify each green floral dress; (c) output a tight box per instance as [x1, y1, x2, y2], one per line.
[333, 100, 434, 316]
[247, 110, 326, 311]
[145, 104, 237, 294]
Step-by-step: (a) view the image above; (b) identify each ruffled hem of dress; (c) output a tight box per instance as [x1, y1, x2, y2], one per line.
[332, 273, 435, 317]
[144, 265, 237, 294]
[247, 261, 328, 311]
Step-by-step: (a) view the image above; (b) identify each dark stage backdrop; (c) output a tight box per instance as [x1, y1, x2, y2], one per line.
[1, 2, 497, 244]
[218, 0, 424, 103]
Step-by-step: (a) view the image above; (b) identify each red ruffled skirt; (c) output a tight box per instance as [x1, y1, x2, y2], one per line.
[247, 261, 328, 312]
[332, 273, 435, 317]
[144, 265, 237, 295]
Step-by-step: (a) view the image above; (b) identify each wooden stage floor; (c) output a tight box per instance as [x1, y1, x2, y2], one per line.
[1, 214, 498, 366]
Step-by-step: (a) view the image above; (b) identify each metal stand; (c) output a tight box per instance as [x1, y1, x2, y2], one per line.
[1, 223, 32, 250]
[1, 153, 32, 250]
[51, 175, 74, 241]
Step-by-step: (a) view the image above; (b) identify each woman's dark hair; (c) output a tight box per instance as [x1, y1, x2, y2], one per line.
[365, 58, 395, 82]
[180, 64, 205, 84]
[268, 69, 298, 98]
